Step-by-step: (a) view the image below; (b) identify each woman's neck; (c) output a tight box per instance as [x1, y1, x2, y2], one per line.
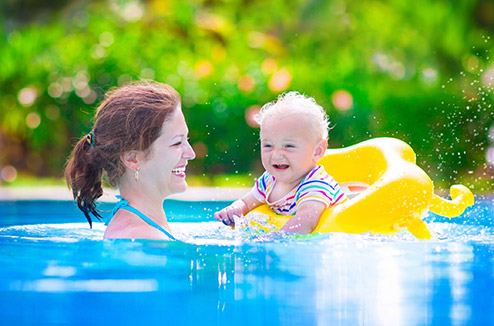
[118, 183, 168, 226]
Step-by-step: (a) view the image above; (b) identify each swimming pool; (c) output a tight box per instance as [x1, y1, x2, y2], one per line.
[0, 197, 493, 325]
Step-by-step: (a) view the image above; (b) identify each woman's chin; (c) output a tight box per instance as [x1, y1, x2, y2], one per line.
[169, 180, 188, 195]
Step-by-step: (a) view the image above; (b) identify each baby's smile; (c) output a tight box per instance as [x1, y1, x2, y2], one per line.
[273, 163, 289, 171]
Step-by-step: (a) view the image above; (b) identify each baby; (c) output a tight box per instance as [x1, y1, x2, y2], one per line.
[215, 92, 347, 234]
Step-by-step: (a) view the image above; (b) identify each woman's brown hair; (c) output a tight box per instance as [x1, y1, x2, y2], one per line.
[65, 81, 180, 227]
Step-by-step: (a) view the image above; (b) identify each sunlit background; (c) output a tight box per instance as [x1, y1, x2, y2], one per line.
[0, 0, 493, 191]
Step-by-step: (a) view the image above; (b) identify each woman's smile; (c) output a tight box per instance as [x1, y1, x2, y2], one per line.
[171, 165, 187, 177]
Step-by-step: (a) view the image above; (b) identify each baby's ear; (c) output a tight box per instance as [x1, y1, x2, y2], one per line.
[313, 139, 328, 161]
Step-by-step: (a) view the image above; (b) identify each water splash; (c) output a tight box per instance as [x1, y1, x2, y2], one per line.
[1, 218, 492, 245]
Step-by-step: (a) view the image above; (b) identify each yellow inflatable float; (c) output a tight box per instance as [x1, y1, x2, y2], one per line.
[247, 137, 475, 240]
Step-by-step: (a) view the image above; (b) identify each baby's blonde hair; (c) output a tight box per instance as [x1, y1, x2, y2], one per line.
[255, 91, 330, 140]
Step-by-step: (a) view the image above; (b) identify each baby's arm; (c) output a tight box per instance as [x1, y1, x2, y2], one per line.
[281, 200, 327, 234]
[214, 192, 262, 226]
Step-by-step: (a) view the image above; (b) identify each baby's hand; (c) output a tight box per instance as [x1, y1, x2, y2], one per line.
[214, 203, 244, 226]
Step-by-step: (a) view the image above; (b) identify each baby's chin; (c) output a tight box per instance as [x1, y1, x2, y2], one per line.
[267, 168, 299, 180]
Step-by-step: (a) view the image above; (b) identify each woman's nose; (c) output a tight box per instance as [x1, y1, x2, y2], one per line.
[184, 141, 196, 160]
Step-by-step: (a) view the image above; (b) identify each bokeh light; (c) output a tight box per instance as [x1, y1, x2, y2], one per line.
[488, 125, 494, 166]
[245, 105, 260, 128]
[118, 74, 132, 86]
[82, 90, 97, 104]
[17, 87, 38, 107]
[262, 58, 278, 75]
[421, 68, 438, 84]
[99, 31, 114, 47]
[194, 61, 214, 78]
[90, 44, 106, 59]
[195, 13, 227, 32]
[120, 1, 144, 22]
[248, 31, 266, 48]
[26, 113, 41, 129]
[74, 71, 89, 90]
[463, 55, 479, 72]
[211, 45, 226, 62]
[372, 53, 406, 80]
[481, 67, 494, 90]
[488, 125, 494, 143]
[192, 142, 208, 159]
[140, 68, 155, 80]
[238, 75, 255, 92]
[1, 166, 17, 182]
[487, 147, 494, 166]
[61, 77, 73, 92]
[332, 90, 353, 111]
[268, 68, 291, 92]
[47, 83, 63, 98]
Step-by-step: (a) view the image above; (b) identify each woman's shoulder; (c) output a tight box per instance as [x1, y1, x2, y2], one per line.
[104, 210, 170, 240]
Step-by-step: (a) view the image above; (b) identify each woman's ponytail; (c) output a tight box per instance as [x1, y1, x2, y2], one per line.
[65, 133, 103, 228]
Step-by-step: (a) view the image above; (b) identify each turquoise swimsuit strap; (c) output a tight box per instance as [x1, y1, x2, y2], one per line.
[108, 196, 176, 241]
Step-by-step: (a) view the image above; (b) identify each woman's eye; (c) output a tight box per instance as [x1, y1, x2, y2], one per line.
[173, 137, 190, 146]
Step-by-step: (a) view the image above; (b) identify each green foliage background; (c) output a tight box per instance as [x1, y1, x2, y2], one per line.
[1, 0, 493, 190]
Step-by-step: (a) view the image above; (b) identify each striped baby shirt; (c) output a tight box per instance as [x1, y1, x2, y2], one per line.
[251, 165, 347, 215]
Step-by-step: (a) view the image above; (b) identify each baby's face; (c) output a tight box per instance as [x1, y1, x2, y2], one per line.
[260, 112, 323, 188]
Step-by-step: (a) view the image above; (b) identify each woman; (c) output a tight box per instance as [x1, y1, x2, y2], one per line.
[65, 81, 195, 240]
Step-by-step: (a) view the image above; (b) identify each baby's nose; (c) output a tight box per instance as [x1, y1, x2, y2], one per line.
[272, 149, 285, 160]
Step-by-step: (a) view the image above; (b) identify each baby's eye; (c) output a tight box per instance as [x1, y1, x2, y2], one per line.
[285, 144, 295, 148]
[262, 143, 272, 148]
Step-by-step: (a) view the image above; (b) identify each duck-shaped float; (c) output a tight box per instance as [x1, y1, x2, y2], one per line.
[247, 137, 475, 239]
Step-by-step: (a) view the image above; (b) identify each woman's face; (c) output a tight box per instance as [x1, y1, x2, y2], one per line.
[139, 106, 196, 197]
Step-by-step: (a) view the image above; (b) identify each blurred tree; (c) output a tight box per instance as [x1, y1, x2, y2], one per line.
[0, 0, 493, 189]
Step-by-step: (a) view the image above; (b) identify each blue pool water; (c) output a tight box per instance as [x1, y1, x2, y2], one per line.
[0, 197, 493, 325]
